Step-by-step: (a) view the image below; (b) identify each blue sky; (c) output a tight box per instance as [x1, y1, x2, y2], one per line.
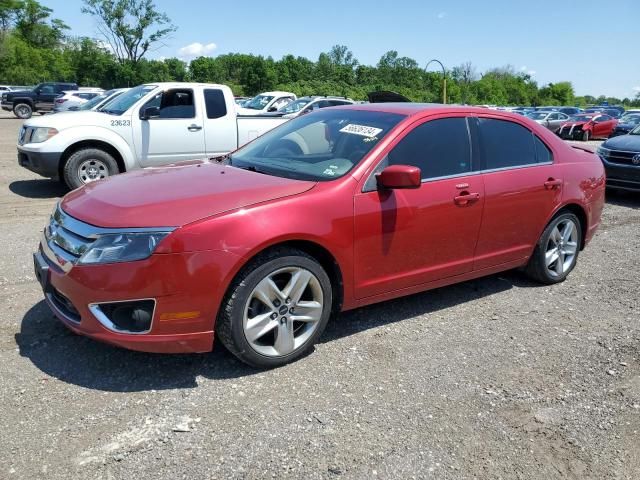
[46, 0, 639, 99]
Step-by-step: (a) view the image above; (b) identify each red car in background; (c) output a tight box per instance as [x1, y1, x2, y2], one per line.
[557, 113, 618, 141]
[34, 105, 605, 368]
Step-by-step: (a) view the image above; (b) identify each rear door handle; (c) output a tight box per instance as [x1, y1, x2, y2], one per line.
[544, 178, 562, 190]
[454, 192, 480, 206]
[188, 124, 203, 132]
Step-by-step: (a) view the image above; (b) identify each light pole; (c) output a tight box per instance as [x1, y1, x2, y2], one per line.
[426, 59, 447, 104]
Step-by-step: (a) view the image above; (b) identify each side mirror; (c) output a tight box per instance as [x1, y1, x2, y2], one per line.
[377, 165, 421, 190]
[267, 106, 278, 112]
[140, 106, 160, 120]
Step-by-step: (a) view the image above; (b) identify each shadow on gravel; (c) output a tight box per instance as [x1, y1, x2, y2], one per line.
[606, 189, 639, 209]
[9, 179, 67, 199]
[17, 271, 538, 392]
[16, 301, 258, 392]
[321, 271, 536, 344]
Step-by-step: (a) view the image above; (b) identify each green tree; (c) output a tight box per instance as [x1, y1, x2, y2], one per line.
[81, 0, 176, 65]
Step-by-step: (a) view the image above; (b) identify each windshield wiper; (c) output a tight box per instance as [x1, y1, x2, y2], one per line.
[100, 109, 120, 115]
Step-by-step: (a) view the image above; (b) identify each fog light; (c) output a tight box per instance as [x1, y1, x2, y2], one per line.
[89, 299, 155, 334]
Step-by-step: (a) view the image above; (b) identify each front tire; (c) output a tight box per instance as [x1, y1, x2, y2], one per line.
[13, 103, 33, 119]
[63, 148, 119, 190]
[216, 248, 333, 368]
[582, 130, 590, 142]
[525, 212, 582, 285]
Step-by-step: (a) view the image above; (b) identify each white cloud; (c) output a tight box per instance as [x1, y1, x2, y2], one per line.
[632, 86, 640, 93]
[520, 65, 537, 76]
[437, 12, 447, 19]
[178, 42, 217, 59]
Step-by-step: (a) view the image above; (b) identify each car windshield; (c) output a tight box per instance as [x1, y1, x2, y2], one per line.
[527, 112, 549, 120]
[569, 115, 593, 122]
[280, 98, 312, 114]
[620, 115, 640, 125]
[243, 95, 275, 110]
[78, 93, 109, 111]
[631, 125, 640, 135]
[230, 109, 405, 181]
[100, 85, 156, 115]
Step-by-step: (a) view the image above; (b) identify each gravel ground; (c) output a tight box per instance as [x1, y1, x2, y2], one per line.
[0, 111, 638, 479]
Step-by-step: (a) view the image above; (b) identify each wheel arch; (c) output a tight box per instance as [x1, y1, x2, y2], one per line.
[12, 97, 35, 107]
[551, 203, 589, 250]
[58, 140, 126, 180]
[226, 239, 345, 316]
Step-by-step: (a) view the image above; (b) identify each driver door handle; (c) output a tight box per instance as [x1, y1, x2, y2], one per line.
[188, 124, 203, 132]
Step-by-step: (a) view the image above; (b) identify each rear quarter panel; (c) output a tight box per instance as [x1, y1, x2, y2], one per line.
[558, 147, 606, 245]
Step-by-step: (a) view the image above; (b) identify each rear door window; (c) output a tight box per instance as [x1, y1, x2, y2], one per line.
[204, 89, 227, 119]
[477, 118, 537, 170]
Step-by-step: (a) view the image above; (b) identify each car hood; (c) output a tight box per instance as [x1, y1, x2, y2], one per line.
[23, 111, 119, 129]
[61, 161, 316, 228]
[602, 134, 640, 151]
[614, 123, 637, 130]
[560, 121, 588, 127]
[4, 89, 33, 97]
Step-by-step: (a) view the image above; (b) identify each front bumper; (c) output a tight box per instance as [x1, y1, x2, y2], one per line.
[17, 147, 62, 179]
[602, 162, 640, 191]
[1, 101, 13, 111]
[557, 126, 586, 140]
[35, 240, 242, 353]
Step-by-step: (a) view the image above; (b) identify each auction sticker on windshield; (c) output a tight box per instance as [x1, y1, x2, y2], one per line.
[339, 124, 383, 138]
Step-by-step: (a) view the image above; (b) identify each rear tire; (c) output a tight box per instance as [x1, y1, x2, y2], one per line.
[216, 247, 333, 368]
[63, 148, 119, 190]
[525, 212, 582, 285]
[13, 103, 33, 119]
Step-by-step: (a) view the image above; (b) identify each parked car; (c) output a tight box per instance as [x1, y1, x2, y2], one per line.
[32, 105, 605, 367]
[0, 85, 14, 92]
[52, 89, 104, 113]
[585, 106, 623, 118]
[1, 82, 78, 119]
[536, 106, 582, 115]
[557, 113, 617, 141]
[69, 88, 129, 112]
[17, 83, 289, 189]
[234, 97, 251, 106]
[236, 91, 297, 115]
[597, 125, 640, 190]
[526, 111, 570, 131]
[274, 96, 354, 118]
[609, 114, 640, 137]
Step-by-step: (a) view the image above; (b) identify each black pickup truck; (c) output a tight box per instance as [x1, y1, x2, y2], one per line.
[1, 82, 78, 119]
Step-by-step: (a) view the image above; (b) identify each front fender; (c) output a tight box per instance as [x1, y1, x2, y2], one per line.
[44, 126, 136, 171]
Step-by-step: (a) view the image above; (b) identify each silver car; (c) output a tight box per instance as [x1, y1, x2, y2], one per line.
[526, 111, 570, 132]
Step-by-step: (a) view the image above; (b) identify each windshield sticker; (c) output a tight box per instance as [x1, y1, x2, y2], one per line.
[339, 124, 383, 138]
[323, 168, 336, 176]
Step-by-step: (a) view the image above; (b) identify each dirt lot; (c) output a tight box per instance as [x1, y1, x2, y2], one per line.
[0, 111, 638, 480]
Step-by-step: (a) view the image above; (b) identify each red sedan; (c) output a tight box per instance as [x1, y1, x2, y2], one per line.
[557, 113, 618, 141]
[34, 104, 605, 368]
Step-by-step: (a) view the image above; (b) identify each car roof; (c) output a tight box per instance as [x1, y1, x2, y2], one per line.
[339, 103, 534, 118]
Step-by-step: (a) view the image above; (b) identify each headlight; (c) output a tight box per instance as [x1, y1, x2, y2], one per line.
[78, 232, 169, 265]
[29, 127, 58, 143]
[597, 146, 609, 156]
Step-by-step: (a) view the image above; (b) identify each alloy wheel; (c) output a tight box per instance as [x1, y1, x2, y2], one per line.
[545, 218, 579, 277]
[243, 266, 324, 357]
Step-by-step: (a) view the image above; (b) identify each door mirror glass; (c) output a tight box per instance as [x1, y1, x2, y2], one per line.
[140, 106, 161, 120]
[377, 165, 421, 189]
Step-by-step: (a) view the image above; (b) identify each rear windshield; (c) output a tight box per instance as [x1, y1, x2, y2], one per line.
[230, 109, 405, 181]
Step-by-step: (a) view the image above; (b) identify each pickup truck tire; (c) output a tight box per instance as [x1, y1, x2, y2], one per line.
[216, 247, 333, 368]
[13, 103, 33, 119]
[63, 148, 119, 190]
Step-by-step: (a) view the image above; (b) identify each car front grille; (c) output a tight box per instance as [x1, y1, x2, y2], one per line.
[44, 206, 97, 266]
[600, 149, 640, 166]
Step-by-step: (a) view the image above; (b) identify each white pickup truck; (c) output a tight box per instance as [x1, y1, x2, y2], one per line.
[17, 83, 289, 189]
